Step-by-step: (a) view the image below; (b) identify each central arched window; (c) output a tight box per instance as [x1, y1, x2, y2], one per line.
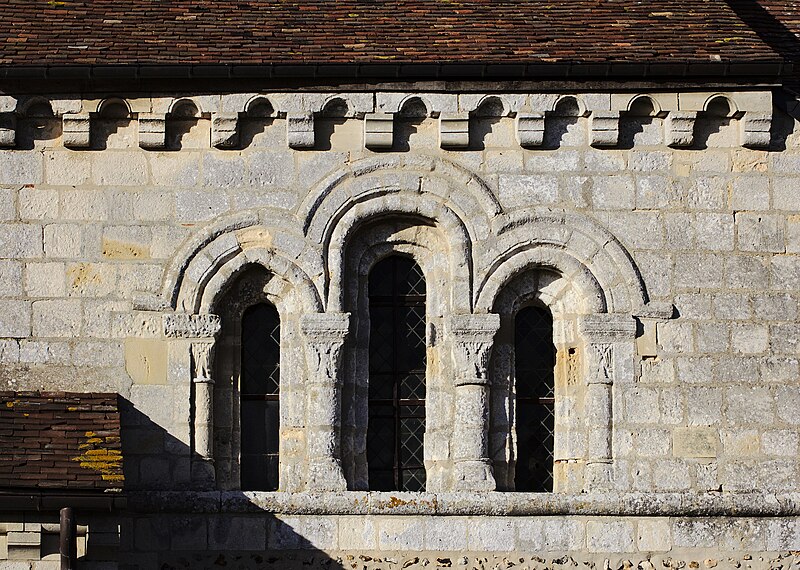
[367, 256, 427, 491]
[240, 303, 280, 491]
[514, 304, 556, 491]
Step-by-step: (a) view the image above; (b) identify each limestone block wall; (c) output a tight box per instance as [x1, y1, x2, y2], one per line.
[0, 87, 798, 560]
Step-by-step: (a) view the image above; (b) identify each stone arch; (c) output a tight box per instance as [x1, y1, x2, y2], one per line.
[298, 154, 501, 239]
[96, 97, 132, 118]
[338, 218, 455, 491]
[478, 210, 650, 315]
[243, 95, 276, 118]
[161, 210, 322, 313]
[299, 156, 499, 312]
[704, 93, 739, 117]
[168, 97, 204, 117]
[480, 245, 606, 316]
[326, 192, 473, 312]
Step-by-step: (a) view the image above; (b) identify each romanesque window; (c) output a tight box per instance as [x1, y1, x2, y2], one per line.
[239, 303, 281, 491]
[513, 305, 556, 492]
[367, 256, 427, 491]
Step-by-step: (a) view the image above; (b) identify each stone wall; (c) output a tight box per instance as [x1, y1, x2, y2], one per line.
[0, 87, 798, 562]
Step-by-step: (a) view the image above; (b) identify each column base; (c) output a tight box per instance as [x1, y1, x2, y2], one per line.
[191, 458, 216, 490]
[306, 458, 348, 492]
[453, 459, 496, 491]
[585, 461, 613, 491]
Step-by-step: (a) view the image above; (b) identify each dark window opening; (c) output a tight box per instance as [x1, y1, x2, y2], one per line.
[367, 256, 427, 491]
[240, 303, 280, 491]
[514, 305, 556, 492]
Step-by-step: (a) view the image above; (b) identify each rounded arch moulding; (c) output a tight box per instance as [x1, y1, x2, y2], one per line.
[297, 155, 501, 311]
[157, 209, 323, 315]
[476, 210, 670, 319]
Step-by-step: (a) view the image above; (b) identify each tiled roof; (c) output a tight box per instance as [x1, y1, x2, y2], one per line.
[0, 392, 123, 492]
[0, 0, 795, 67]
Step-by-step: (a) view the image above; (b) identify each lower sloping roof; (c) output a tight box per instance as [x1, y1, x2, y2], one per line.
[0, 392, 123, 492]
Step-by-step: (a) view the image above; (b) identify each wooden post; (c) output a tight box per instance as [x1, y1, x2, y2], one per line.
[60, 506, 76, 570]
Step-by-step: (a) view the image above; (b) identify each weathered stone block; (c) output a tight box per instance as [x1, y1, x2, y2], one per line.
[673, 426, 719, 458]
[587, 520, 635, 553]
[0, 300, 30, 338]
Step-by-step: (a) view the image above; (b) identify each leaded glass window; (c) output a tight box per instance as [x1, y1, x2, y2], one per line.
[240, 303, 280, 491]
[514, 305, 555, 492]
[367, 256, 427, 491]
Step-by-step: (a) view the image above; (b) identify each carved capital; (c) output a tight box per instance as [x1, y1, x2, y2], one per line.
[449, 313, 501, 386]
[164, 313, 222, 339]
[585, 342, 613, 385]
[300, 313, 351, 384]
[190, 340, 215, 384]
[578, 314, 636, 343]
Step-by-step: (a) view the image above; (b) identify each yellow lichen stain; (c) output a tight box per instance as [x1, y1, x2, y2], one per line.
[67, 406, 78, 412]
[85, 431, 96, 438]
[101, 238, 149, 260]
[387, 496, 414, 508]
[5, 400, 17, 408]
[67, 263, 104, 291]
[101, 474, 124, 482]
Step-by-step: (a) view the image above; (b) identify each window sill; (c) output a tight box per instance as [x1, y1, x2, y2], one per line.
[126, 491, 800, 517]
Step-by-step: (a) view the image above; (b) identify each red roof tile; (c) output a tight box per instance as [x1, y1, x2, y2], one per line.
[0, 392, 123, 492]
[0, 0, 795, 67]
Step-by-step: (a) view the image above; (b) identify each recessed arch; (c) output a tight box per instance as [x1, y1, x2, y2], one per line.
[298, 154, 501, 240]
[703, 94, 739, 118]
[159, 210, 322, 313]
[481, 210, 652, 315]
[168, 97, 203, 118]
[325, 192, 473, 313]
[244, 95, 275, 118]
[97, 97, 132, 119]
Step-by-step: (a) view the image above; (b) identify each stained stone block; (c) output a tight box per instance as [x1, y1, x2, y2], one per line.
[673, 426, 719, 458]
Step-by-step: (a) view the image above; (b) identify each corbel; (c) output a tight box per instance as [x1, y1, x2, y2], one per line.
[439, 112, 470, 149]
[287, 113, 315, 149]
[740, 112, 772, 149]
[364, 113, 394, 149]
[589, 111, 620, 147]
[211, 113, 240, 149]
[138, 113, 166, 150]
[665, 111, 697, 148]
[515, 112, 545, 147]
[0, 113, 16, 148]
[62, 113, 91, 149]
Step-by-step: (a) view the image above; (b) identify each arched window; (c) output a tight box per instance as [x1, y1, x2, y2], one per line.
[367, 256, 427, 491]
[514, 305, 556, 491]
[240, 303, 280, 491]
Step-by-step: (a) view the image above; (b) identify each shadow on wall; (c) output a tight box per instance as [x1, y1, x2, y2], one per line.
[118, 398, 345, 569]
